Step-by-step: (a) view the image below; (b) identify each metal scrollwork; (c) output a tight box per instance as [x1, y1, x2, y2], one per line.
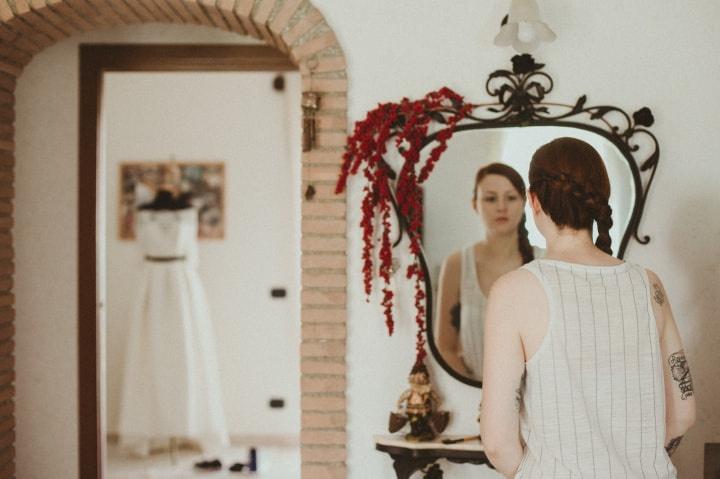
[484, 54, 554, 122]
[338, 53, 661, 389]
[416, 53, 658, 256]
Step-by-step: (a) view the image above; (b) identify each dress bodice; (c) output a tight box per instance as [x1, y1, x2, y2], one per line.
[458, 245, 487, 378]
[136, 208, 198, 260]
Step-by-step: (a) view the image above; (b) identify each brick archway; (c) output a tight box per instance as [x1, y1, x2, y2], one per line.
[1, 1, 348, 478]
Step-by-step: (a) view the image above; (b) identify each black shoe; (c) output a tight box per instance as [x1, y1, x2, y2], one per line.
[229, 462, 245, 472]
[194, 459, 222, 470]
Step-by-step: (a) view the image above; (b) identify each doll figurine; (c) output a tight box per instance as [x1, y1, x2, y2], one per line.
[389, 361, 449, 441]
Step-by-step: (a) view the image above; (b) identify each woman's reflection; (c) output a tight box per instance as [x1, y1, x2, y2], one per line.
[435, 163, 544, 380]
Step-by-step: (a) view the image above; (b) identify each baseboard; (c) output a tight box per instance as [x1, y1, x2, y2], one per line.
[105, 432, 299, 448]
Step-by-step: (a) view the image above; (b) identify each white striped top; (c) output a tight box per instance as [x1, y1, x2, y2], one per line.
[459, 244, 488, 378]
[515, 259, 676, 478]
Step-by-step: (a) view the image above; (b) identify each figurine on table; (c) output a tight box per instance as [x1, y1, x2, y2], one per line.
[389, 361, 449, 441]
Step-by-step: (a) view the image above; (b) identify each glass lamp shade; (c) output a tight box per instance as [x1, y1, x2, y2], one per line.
[494, 0, 556, 53]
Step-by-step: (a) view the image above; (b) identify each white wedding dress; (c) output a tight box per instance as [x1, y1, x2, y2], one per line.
[118, 208, 229, 455]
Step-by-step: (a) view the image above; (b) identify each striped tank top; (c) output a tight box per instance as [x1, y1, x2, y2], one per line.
[515, 259, 676, 478]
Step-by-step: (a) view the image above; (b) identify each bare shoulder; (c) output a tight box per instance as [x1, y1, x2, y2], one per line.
[441, 250, 462, 273]
[490, 268, 540, 293]
[487, 267, 549, 357]
[487, 268, 546, 317]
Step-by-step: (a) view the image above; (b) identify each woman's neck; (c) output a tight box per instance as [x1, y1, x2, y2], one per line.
[544, 227, 597, 259]
[483, 230, 519, 259]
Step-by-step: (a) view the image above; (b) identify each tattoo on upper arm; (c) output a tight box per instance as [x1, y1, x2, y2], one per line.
[665, 435, 683, 456]
[669, 350, 694, 400]
[653, 282, 665, 305]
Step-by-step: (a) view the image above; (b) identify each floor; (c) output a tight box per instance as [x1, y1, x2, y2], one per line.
[107, 442, 300, 478]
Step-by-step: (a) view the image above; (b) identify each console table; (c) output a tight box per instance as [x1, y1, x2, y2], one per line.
[374, 434, 491, 479]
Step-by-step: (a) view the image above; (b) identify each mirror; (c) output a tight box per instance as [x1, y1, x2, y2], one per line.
[336, 53, 659, 393]
[423, 126, 636, 386]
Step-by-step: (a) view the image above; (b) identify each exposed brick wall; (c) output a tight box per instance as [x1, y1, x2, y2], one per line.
[1, 0, 348, 477]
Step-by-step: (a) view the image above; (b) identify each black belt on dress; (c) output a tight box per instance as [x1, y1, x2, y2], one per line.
[144, 255, 187, 262]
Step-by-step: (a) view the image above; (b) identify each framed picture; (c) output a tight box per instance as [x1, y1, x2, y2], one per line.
[119, 161, 225, 240]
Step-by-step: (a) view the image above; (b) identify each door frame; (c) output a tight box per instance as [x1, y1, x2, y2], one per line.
[78, 44, 296, 478]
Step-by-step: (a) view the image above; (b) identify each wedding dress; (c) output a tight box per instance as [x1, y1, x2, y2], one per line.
[118, 208, 229, 454]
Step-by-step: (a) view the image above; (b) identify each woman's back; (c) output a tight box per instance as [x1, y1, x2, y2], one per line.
[480, 138, 694, 477]
[515, 258, 676, 478]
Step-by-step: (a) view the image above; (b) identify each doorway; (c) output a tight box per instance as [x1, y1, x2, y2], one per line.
[12, 7, 350, 476]
[81, 44, 299, 477]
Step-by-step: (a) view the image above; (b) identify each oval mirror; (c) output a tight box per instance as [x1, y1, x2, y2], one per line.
[422, 126, 637, 387]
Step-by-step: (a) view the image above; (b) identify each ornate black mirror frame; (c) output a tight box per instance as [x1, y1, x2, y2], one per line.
[336, 54, 659, 389]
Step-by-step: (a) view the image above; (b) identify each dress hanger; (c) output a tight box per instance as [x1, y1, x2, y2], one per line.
[138, 156, 192, 211]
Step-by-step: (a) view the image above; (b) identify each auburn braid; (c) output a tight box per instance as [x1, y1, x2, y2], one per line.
[531, 170, 613, 255]
[517, 213, 534, 263]
[594, 203, 613, 255]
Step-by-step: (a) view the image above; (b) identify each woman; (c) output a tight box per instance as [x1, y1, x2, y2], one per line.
[480, 138, 696, 478]
[436, 163, 543, 380]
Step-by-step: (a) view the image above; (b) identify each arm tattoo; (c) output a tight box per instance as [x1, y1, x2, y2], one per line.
[665, 435, 683, 456]
[669, 350, 694, 399]
[652, 282, 665, 305]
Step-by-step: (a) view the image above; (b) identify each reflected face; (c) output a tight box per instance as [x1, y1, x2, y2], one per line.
[473, 174, 525, 234]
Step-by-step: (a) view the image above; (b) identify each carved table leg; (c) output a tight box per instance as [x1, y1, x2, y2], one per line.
[422, 463, 444, 478]
[389, 454, 438, 479]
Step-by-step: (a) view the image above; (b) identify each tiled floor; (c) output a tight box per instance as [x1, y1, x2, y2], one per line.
[107, 443, 300, 478]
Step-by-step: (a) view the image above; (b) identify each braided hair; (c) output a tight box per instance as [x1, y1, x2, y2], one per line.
[473, 163, 534, 264]
[528, 138, 614, 255]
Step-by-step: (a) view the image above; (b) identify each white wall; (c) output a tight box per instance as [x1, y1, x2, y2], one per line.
[102, 71, 302, 439]
[13, 2, 720, 478]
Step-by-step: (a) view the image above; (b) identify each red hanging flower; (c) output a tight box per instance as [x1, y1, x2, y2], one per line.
[336, 87, 474, 364]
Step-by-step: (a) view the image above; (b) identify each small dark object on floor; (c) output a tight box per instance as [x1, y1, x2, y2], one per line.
[248, 447, 258, 471]
[194, 458, 222, 470]
[229, 462, 245, 472]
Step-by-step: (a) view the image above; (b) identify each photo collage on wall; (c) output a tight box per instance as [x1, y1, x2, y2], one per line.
[119, 161, 225, 240]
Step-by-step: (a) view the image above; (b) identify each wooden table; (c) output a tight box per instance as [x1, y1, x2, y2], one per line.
[374, 434, 491, 479]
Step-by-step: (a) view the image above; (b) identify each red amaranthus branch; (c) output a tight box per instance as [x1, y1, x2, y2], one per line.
[336, 87, 474, 363]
